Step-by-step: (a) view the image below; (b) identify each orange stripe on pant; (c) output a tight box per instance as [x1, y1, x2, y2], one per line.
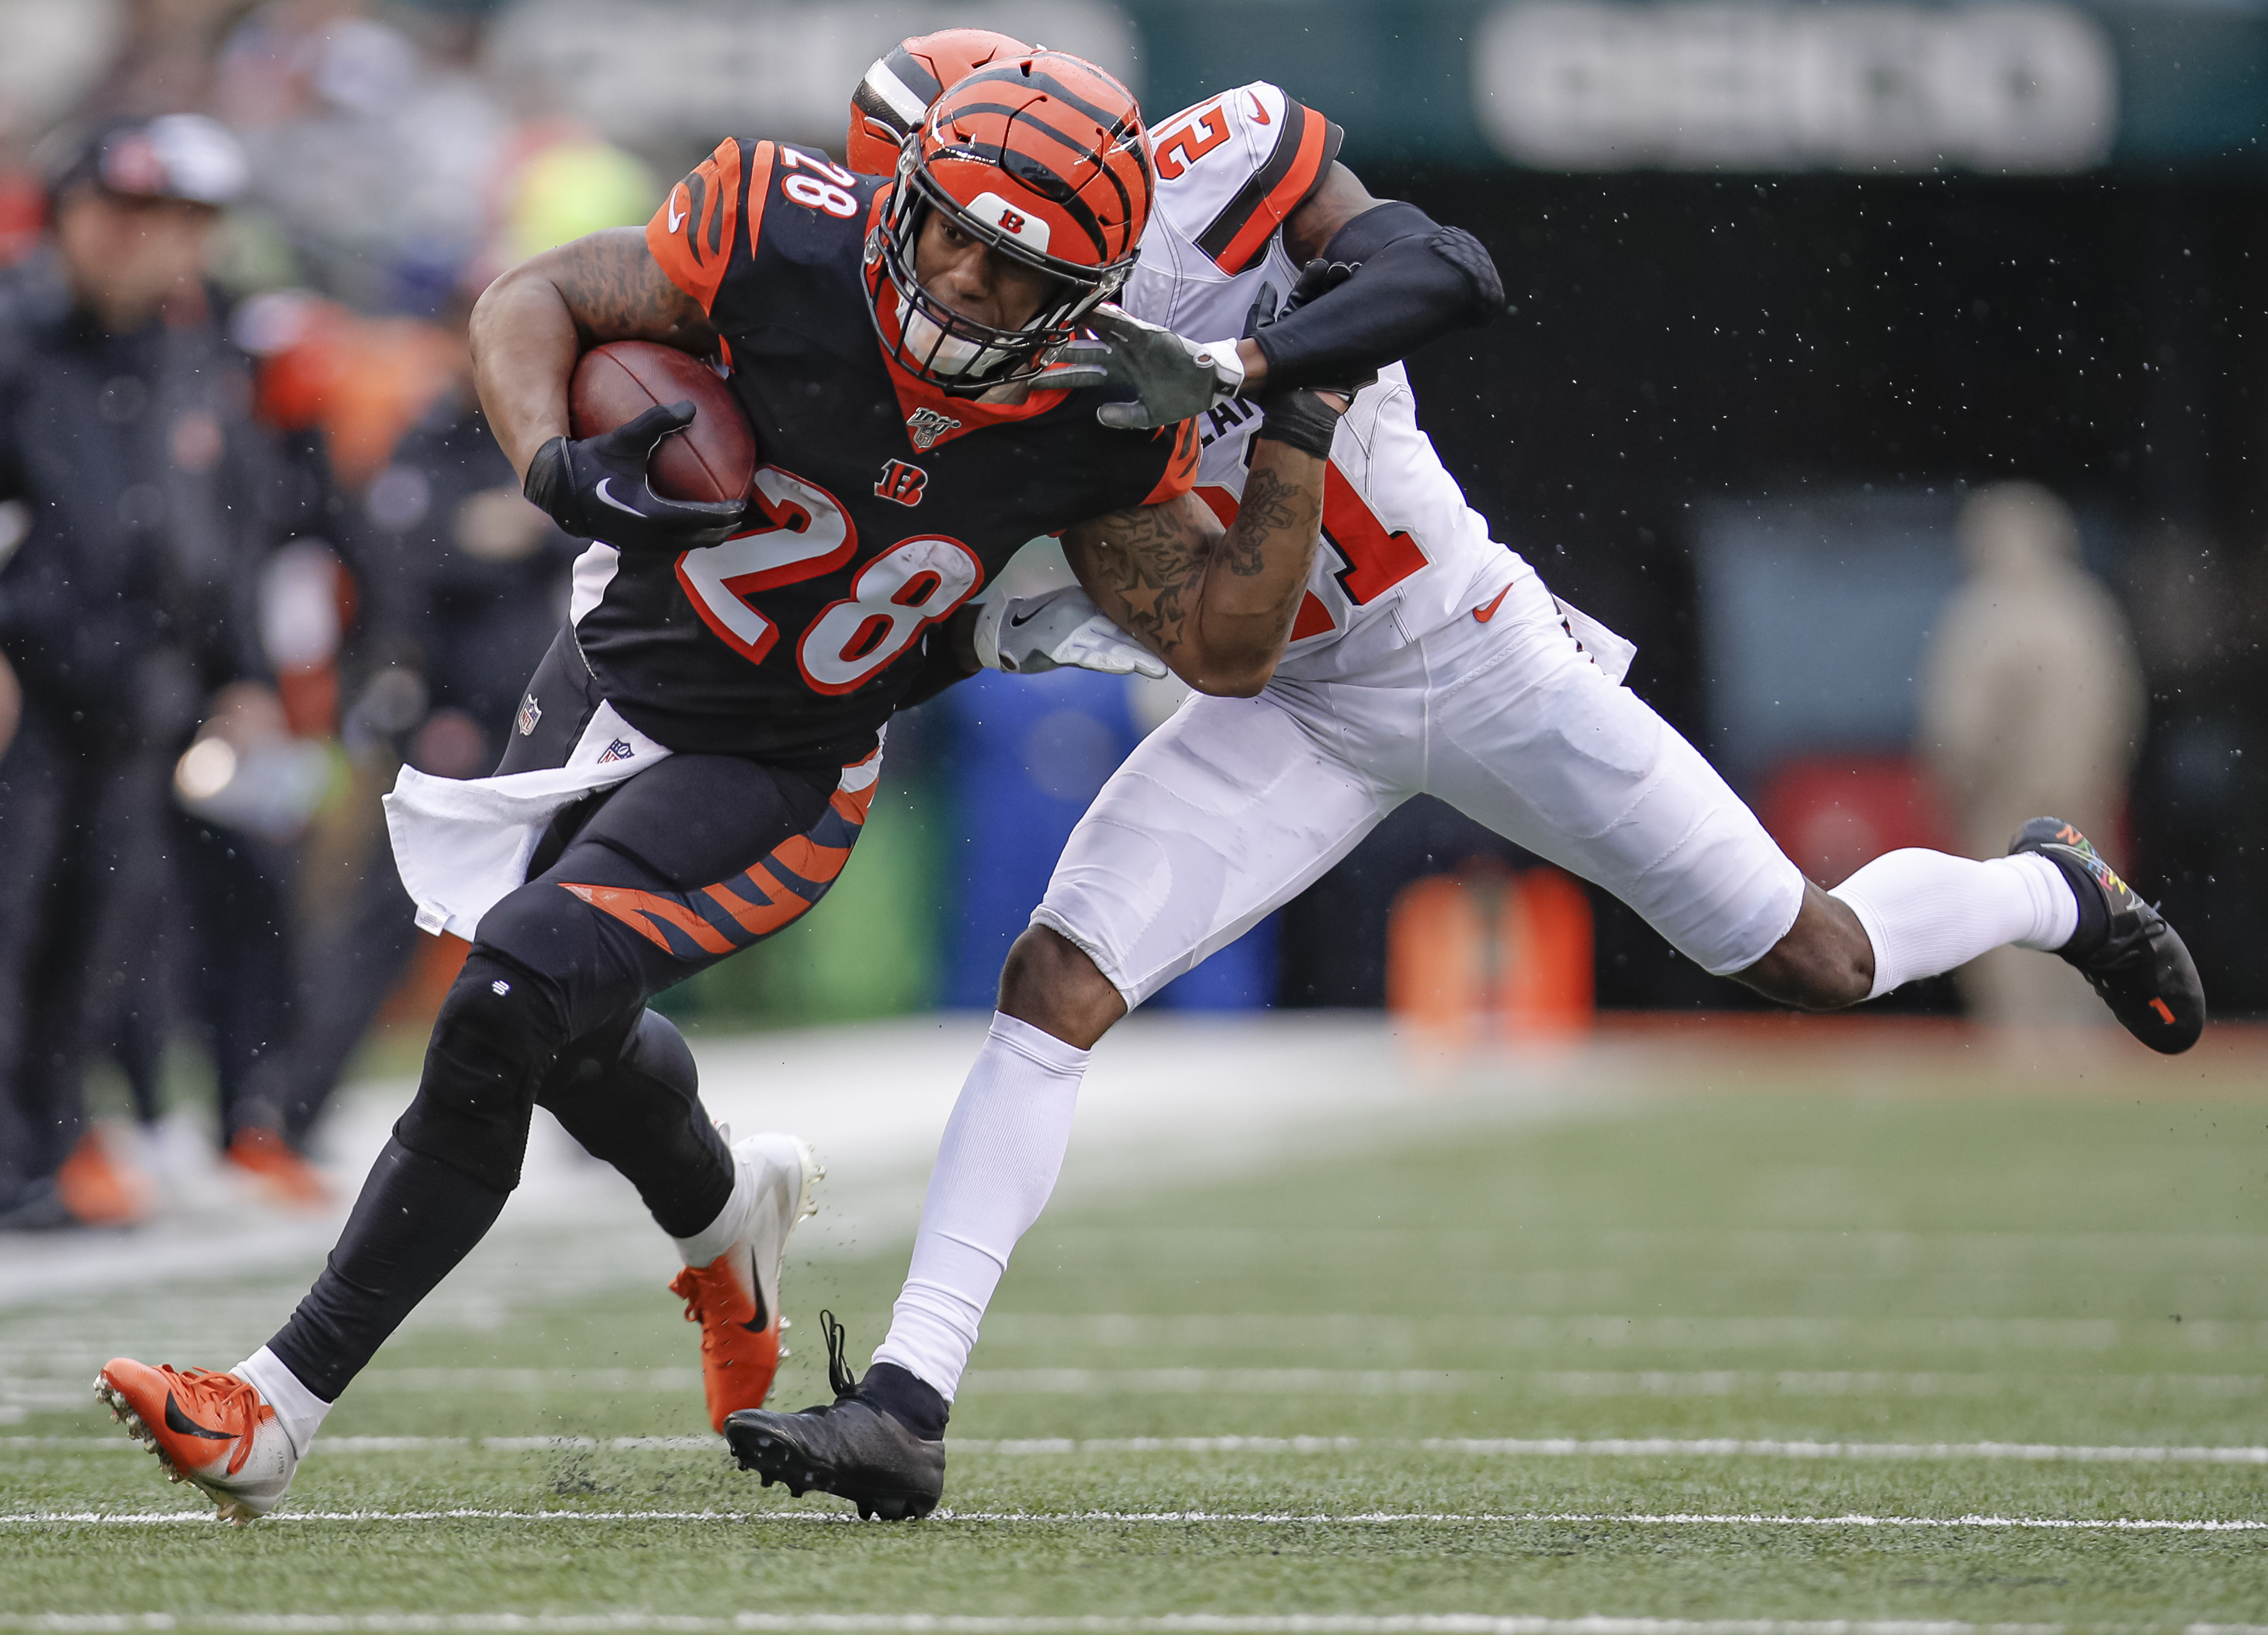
[560, 882, 738, 956]
[558, 763, 879, 959]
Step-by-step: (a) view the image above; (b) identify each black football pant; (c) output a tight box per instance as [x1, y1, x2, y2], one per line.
[268, 629, 864, 1401]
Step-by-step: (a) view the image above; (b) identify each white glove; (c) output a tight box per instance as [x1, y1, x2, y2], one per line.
[1036, 304, 1246, 431]
[972, 586, 1167, 679]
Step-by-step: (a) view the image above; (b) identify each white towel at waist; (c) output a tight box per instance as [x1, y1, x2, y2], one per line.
[384, 701, 671, 941]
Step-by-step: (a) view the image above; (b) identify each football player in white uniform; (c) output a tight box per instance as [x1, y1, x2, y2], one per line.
[721, 32, 2205, 1520]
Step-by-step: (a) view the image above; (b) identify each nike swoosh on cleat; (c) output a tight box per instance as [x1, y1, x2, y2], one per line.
[738, 1247, 771, 1334]
[164, 1394, 233, 1441]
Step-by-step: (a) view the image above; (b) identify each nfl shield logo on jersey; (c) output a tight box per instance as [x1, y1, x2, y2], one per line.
[516, 693, 542, 737]
[904, 407, 960, 451]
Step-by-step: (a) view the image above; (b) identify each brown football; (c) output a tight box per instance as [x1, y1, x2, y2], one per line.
[567, 341, 755, 504]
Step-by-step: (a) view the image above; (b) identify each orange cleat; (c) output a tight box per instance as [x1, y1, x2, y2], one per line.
[224, 1127, 331, 1208]
[669, 1131, 822, 1432]
[55, 1129, 151, 1226]
[93, 1359, 298, 1522]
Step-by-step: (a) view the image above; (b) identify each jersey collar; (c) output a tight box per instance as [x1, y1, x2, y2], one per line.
[871, 279, 1070, 453]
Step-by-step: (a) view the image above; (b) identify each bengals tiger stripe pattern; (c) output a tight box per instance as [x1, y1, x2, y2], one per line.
[561, 752, 879, 959]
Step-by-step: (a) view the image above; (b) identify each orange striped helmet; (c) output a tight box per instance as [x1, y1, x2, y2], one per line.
[847, 29, 1031, 177]
[865, 51, 1152, 394]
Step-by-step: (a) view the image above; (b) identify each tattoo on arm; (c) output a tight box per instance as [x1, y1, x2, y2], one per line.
[551, 227, 717, 351]
[1065, 498, 1219, 660]
[1227, 468, 1299, 576]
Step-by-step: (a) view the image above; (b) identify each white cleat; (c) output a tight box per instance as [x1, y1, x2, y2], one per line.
[669, 1131, 823, 1431]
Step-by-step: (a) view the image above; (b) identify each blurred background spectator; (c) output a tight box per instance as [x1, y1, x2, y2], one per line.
[0, 111, 315, 1227]
[0, 0, 2264, 1231]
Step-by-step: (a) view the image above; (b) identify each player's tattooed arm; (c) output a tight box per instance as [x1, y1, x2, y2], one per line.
[469, 227, 718, 480]
[1063, 440, 1327, 698]
[1064, 496, 1216, 669]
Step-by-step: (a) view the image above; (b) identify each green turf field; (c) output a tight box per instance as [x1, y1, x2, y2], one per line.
[4, 1040, 2264, 1631]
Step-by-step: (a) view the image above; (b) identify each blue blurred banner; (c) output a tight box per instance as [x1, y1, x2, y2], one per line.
[936, 669, 1277, 1013]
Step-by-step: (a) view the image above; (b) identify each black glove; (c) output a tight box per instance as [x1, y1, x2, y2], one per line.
[1246, 273, 1353, 461]
[522, 401, 745, 552]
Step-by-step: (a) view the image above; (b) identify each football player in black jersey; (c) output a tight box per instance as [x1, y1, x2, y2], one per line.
[91, 54, 1364, 1522]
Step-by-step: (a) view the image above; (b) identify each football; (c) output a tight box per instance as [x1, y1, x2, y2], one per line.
[567, 339, 755, 504]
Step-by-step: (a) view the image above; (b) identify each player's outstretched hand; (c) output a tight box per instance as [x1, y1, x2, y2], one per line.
[1045, 304, 1247, 431]
[522, 401, 746, 552]
[974, 585, 1167, 679]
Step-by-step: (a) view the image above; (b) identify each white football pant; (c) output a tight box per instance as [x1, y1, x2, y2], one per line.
[1032, 560, 1808, 1003]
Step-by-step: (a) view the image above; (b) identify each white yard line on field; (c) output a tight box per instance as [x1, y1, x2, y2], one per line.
[953, 1370, 2267, 1398]
[977, 1311, 2268, 1352]
[9, 1616, 2255, 1635]
[126, 1367, 2233, 1400]
[4, 1509, 2263, 1531]
[13, 1433, 2268, 1464]
[16, 1617, 2264, 1635]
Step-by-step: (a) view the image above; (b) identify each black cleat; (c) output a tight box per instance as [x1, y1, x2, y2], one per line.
[2009, 817, 2205, 1054]
[724, 1311, 945, 1521]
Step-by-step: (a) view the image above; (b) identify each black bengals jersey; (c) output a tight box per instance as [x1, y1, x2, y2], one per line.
[566, 137, 1199, 767]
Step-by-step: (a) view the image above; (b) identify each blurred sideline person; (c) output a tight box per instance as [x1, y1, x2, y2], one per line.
[238, 315, 581, 1149]
[1921, 483, 2146, 1025]
[91, 51, 1353, 1525]
[0, 116, 307, 1229]
[720, 35, 2210, 1521]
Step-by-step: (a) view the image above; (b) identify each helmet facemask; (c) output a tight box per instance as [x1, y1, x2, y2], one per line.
[865, 90, 1142, 395]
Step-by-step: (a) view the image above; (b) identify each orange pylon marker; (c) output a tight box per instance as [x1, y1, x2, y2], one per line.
[1386, 874, 1489, 1042]
[1498, 868, 1594, 1038]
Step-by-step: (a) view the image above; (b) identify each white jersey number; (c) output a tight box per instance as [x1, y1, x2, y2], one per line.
[675, 466, 855, 664]
[800, 536, 981, 695]
[677, 469, 981, 692]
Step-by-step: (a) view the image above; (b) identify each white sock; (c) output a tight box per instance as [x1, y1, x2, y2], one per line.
[233, 1345, 332, 1459]
[872, 1013, 1089, 1400]
[1831, 848, 2078, 1001]
[670, 1137, 754, 1268]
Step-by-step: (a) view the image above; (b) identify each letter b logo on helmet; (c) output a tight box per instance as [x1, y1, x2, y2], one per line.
[864, 51, 1154, 393]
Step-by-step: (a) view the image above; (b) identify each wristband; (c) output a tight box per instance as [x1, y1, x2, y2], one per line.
[1251, 388, 1342, 460]
[522, 436, 573, 530]
[1193, 338, 1247, 403]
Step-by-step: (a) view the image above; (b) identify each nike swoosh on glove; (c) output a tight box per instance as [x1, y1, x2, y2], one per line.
[973, 586, 1167, 679]
[522, 400, 746, 551]
[1034, 305, 1246, 432]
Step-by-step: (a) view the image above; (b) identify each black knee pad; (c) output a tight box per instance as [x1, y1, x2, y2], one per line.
[537, 1007, 730, 1240]
[392, 951, 570, 1193]
[620, 1009, 699, 1104]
